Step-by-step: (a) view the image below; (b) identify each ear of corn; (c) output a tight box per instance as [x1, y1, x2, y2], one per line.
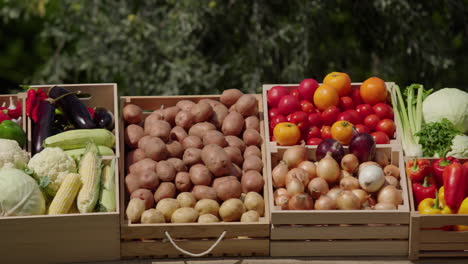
[98, 158, 116, 212]
[48, 173, 82, 215]
[65, 146, 115, 161]
[44, 129, 115, 150]
[77, 142, 102, 213]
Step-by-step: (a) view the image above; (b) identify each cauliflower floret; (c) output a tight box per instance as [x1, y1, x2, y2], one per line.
[28, 147, 77, 197]
[0, 139, 29, 169]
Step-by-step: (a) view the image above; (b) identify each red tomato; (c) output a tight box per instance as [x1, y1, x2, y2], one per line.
[338, 96, 355, 111]
[270, 115, 287, 129]
[351, 88, 364, 105]
[268, 108, 281, 120]
[355, 104, 374, 120]
[267, 86, 289, 108]
[287, 111, 309, 133]
[371, 131, 390, 144]
[308, 112, 322, 128]
[307, 137, 323, 145]
[373, 103, 394, 120]
[278, 95, 301, 115]
[337, 109, 362, 125]
[298, 78, 319, 101]
[307, 126, 321, 139]
[300, 100, 315, 114]
[364, 114, 380, 131]
[354, 124, 370, 134]
[376, 119, 395, 138]
[321, 125, 332, 139]
[290, 88, 300, 99]
[321, 106, 340, 126]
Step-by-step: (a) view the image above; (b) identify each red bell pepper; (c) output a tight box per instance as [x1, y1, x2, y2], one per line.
[6, 100, 22, 119]
[433, 153, 460, 188]
[412, 175, 437, 207]
[0, 110, 11, 123]
[26, 88, 48, 123]
[443, 162, 467, 211]
[406, 159, 432, 182]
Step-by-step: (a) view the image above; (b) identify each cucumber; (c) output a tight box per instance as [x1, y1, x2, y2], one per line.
[44, 129, 115, 150]
[65, 146, 115, 160]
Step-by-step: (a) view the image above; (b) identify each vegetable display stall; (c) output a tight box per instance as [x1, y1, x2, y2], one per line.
[119, 93, 270, 258]
[0, 84, 121, 263]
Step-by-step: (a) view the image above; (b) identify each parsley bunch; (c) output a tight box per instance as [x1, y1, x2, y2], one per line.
[415, 118, 461, 157]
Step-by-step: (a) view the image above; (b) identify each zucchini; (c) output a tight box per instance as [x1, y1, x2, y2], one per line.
[65, 146, 114, 160]
[44, 129, 115, 150]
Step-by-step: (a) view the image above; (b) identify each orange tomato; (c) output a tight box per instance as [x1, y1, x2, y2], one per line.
[323, 72, 352, 96]
[273, 122, 301, 146]
[360, 77, 387, 105]
[313, 84, 339, 111]
[331, 120, 354, 145]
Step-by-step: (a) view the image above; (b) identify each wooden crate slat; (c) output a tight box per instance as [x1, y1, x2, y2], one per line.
[271, 224, 409, 240]
[270, 211, 409, 225]
[270, 240, 408, 257]
[121, 238, 269, 258]
[420, 230, 468, 243]
[419, 251, 468, 257]
[419, 214, 468, 228]
[419, 243, 468, 251]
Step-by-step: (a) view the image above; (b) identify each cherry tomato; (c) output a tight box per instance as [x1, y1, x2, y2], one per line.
[331, 120, 354, 145]
[270, 115, 287, 129]
[376, 119, 395, 138]
[268, 108, 281, 120]
[287, 111, 309, 133]
[364, 114, 381, 132]
[306, 137, 323, 145]
[267, 85, 290, 108]
[308, 112, 322, 128]
[351, 88, 364, 105]
[355, 104, 374, 120]
[373, 103, 394, 120]
[273, 122, 301, 146]
[354, 124, 370, 134]
[290, 88, 300, 99]
[300, 100, 315, 114]
[337, 109, 361, 125]
[371, 131, 390, 144]
[321, 125, 332, 139]
[338, 96, 355, 111]
[321, 106, 340, 126]
[307, 126, 321, 139]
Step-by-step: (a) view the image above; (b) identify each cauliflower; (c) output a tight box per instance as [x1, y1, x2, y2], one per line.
[0, 139, 29, 169]
[28, 147, 77, 197]
[447, 135, 468, 158]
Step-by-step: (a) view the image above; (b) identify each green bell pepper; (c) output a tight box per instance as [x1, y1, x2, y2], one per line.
[0, 120, 26, 147]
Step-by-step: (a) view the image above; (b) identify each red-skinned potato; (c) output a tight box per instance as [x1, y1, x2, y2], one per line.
[201, 144, 232, 177]
[175, 110, 194, 130]
[225, 136, 246, 153]
[229, 163, 243, 179]
[242, 155, 263, 172]
[233, 94, 257, 117]
[129, 158, 157, 176]
[212, 176, 239, 190]
[188, 122, 216, 138]
[162, 106, 180, 126]
[183, 148, 203, 166]
[220, 89, 243, 107]
[123, 104, 144, 124]
[175, 172, 192, 192]
[138, 136, 168, 161]
[176, 100, 196, 112]
[156, 160, 176, 182]
[191, 101, 213, 123]
[144, 120, 171, 142]
[126, 149, 146, 172]
[241, 170, 264, 193]
[182, 135, 203, 149]
[154, 182, 176, 202]
[244, 145, 261, 159]
[222, 112, 244, 136]
[125, 174, 141, 194]
[224, 146, 244, 166]
[170, 126, 188, 142]
[189, 164, 213, 186]
[192, 185, 218, 200]
[167, 158, 187, 172]
[211, 104, 229, 129]
[199, 99, 222, 108]
[215, 179, 242, 201]
[166, 140, 184, 158]
[124, 124, 144, 149]
[203, 130, 227, 147]
[245, 116, 260, 131]
[130, 189, 155, 209]
[243, 129, 262, 146]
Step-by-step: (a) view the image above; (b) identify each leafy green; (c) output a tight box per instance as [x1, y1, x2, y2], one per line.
[415, 118, 461, 157]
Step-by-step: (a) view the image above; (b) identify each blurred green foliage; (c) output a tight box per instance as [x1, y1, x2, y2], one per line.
[1, 0, 467, 95]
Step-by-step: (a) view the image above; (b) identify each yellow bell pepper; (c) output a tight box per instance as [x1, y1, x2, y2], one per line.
[455, 197, 468, 232]
[418, 189, 452, 215]
[438, 187, 446, 208]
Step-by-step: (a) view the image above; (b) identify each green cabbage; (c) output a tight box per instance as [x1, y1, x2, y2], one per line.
[447, 135, 468, 158]
[0, 168, 46, 216]
[422, 88, 468, 133]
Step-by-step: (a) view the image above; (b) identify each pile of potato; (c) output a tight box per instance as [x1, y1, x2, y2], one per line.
[123, 89, 265, 223]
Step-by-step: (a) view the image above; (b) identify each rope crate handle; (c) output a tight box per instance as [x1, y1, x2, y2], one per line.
[164, 230, 227, 257]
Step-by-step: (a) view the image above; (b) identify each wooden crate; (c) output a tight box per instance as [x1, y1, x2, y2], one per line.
[0, 84, 121, 263]
[0, 93, 27, 134]
[406, 158, 468, 260]
[119, 95, 270, 259]
[267, 145, 411, 257]
[262, 82, 400, 150]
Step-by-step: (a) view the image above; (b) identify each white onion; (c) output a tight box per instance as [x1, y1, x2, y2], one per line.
[358, 165, 385, 192]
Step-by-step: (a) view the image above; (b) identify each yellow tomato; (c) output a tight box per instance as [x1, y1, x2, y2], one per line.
[313, 84, 339, 111]
[273, 122, 301, 146]
[323, 72, 352, 96]
[331, 120, 354, 145]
